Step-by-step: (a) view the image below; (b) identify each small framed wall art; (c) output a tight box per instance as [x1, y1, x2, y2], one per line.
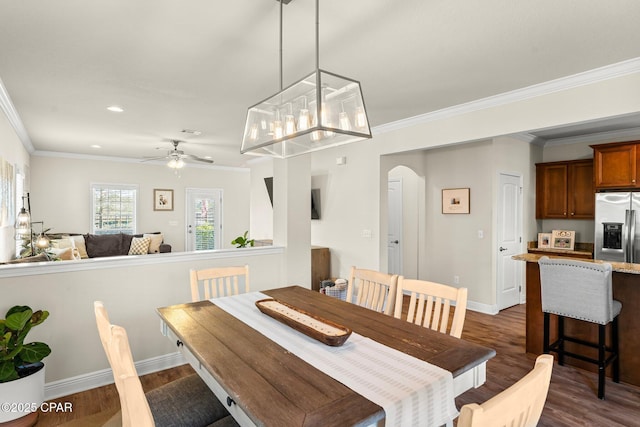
[551, 229, 575, 250]
[154, 189, 174, 211]
[537, 232, 552, 249]
[442, 188, 470, 214]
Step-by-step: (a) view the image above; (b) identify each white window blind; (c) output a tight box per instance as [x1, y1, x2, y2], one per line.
[91, 183, 138, 235]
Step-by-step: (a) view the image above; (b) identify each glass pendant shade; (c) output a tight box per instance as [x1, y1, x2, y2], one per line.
[241, 69, 371, 158]
[14, 207, 31, 238]
[36, 233, 50, 249]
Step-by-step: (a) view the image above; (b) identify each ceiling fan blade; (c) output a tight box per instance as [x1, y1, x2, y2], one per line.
[141, 156, 169, 162]
[181, 153, 214, 164]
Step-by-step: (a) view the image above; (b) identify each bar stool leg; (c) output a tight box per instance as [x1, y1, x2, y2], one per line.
[557, 316, 565, 366]
[543, 312, 550, 354]
[612, 316, 620, 383]
[598, 324, 606, 400]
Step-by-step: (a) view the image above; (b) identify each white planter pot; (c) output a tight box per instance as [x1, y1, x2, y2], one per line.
[0, 364, 45, 423]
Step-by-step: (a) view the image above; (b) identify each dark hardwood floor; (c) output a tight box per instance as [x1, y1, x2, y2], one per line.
[35, 303, 640, 426]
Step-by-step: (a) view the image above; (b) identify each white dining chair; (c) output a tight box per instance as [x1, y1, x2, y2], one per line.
[457, 354, 553, 427]
[393, 276, 468, 338]
[190, 265, 250, 302]
[346, 266, 398, 315]
[94, 301, 238, 427]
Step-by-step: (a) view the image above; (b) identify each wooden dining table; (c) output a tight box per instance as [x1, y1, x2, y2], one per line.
[156, 286, 495, 427]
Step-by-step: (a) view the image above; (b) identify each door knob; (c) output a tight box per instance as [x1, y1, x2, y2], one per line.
[392, 240, 399, 244]
[499, 247, 508, 252]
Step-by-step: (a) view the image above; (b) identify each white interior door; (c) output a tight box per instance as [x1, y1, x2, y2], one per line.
[186, 188, 222, 251]
[388, 178, 403, 275]
[497, 173, 523, 310]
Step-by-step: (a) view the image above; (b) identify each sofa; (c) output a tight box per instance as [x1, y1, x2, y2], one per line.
[49, 232, 171, 259]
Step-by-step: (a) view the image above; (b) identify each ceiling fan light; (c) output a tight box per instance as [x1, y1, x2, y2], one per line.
[167, 158, 185, 169]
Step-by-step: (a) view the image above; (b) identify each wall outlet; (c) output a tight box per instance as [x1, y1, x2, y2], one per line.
[361, 229, 372, 238]
[454, 275, 460, 285]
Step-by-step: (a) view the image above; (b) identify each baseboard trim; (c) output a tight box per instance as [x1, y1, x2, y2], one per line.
[44, 352, 186, 400]
[467, 300, 499, 315]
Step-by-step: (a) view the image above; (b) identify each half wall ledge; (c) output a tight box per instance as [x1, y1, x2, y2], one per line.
[0, 246, 285, 279]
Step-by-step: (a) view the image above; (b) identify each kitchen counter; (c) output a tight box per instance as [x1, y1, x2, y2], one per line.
[513, 252, 640, 274]
[514, 252, 640, 386]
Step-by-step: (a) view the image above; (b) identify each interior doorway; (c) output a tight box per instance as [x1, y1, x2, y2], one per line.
[387, 166, 423, 278]
[496, 172, 523, 310]
[388, 177, 403, 275]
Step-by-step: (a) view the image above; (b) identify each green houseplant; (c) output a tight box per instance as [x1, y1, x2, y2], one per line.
[231, 231, 255, 248]
[0, 305, 51, 383]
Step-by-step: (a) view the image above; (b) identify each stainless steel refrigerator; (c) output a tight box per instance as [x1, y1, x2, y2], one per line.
[595, 192, 640, 262]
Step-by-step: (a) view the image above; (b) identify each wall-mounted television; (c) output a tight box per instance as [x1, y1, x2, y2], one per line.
[264, 177, 320, 220]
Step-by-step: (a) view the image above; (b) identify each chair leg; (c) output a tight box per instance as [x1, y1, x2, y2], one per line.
[543, 312, 550, 354]
[558, 315, 565, 366]
[612, 316, 620, 383]
[598, 323, 606, 400]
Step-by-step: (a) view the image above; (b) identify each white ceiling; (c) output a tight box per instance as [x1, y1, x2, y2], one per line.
[1, 0, 640, 167]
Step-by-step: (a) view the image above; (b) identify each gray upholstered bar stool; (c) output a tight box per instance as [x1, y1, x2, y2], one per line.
[538, 256, 621, 399]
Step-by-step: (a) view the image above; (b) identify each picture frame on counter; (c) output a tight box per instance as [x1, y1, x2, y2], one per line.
[551, 229, 575, 250]
[537, 233, 552, 249]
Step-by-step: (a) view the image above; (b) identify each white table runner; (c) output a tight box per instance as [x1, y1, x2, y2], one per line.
[213, 292, 459, 427]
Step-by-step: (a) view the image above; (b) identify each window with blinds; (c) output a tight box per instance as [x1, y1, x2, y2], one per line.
[91, 183, 138, 235]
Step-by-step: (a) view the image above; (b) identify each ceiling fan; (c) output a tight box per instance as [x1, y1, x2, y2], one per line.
[142, 140, 213, 169]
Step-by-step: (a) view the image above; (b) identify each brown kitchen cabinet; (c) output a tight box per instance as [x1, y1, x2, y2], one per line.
[592, 141, 640, 190]
[535, 159, 594, 219]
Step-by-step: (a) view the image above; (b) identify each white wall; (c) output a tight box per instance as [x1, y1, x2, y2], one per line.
[29, 156, 251, 251]
[310, 141, 382, 276]
[248, 159, 274, 241]
[422, 141, 494, 304]
[0, 111, 30, 262]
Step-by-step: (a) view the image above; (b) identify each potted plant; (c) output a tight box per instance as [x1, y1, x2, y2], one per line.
[231, 231, 255, 248]
[0, 306, 51, 424]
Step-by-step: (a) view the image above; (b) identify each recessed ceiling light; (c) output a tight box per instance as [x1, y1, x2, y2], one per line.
[90, 144, 101, 149]
[107, 105, 124, 113]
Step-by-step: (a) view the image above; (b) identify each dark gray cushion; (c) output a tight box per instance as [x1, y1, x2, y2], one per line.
[146, 374, 232, 427]
[84, 234, 123, 258]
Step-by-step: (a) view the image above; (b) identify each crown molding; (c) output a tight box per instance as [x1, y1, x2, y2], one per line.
[32, 150, 250, 173]
[0, 76, 34, 153]
[543, 126, 640, 147]
[373, 57, 640, 136]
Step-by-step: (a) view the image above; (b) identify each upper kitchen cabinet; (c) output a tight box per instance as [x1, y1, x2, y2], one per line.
[536, 159, 594, 219]
[592, 141, 640, 190]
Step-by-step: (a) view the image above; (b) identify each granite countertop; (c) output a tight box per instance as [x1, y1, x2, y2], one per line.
[512, 253, 640, 275]
[526, 247, 593, 257]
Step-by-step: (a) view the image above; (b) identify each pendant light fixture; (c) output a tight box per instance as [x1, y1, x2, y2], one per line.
[241, 0, 371, 158]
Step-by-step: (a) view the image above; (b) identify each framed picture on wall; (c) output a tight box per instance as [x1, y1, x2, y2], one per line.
[537, 232, 552, 249]
[551, 229, 575, 250]
[154, 189, 174, 211]
[442, 188, 470, 214]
